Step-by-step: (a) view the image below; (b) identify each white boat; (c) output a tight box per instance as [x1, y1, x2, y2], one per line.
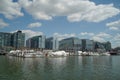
[9, 50, 44, 58]
[23, 50, 44, 58]
[48, 51, 69, 57]
[78, 51, 82, 55]
[100, 52, 110, 56]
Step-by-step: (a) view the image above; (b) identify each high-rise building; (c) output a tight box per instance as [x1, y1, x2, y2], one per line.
[94, 41, 106, 52]
[26, 35, 45, 49]
[11, 30, 25, 49]
[45, 37, 59, 50]
[59, 37, 82, 51]
[0, 30, 25, 49]
[0, 32, 12, 47]
[102, 41, 111, 51]
[81, 39, 94, 51]
[86, 39, 94, 51]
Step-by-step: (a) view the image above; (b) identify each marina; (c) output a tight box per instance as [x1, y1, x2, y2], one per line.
[6, 49, 119, 58]
[0, 0, 120, 80]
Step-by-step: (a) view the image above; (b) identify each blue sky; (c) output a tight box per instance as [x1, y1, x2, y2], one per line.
[0, 0, 120, 48]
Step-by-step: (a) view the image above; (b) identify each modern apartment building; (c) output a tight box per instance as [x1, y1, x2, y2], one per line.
[45, 37, 59, 50]
[26, 35, 45, 49]
[11, 30, 25, 49]
[102, 41, 111, 51]
[59, 37, 82, 52]
[0, 32, 12, 47]
[0, 30, 25, 49]
[81, 39, 94, 51]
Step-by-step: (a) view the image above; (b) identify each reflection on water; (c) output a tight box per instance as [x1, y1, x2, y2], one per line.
[0, 56, 120, 80]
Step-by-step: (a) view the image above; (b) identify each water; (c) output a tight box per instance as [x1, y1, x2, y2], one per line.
[0, 55, 120, 80]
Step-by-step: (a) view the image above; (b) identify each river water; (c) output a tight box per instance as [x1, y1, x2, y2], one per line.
[0, 55, 120, 80]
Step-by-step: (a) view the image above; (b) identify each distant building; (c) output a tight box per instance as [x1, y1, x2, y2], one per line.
[94, 42, 106, 52]
[59, 37, 82, 52]
[0, 30, 25, 50]
[86, 39, 94, 51]
[81, 39, 94, 51]
[0, 32, 12, 47]
[45, 37, 59, 50]
[26, 35, 45, 49]
[11, 30, 25, 49]
[102, 41, 111, 51]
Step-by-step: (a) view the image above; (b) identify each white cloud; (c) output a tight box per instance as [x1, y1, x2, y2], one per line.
[106, 20, 120, 30]
[95, 32, 112, 38]
[28, 22, 42, 28]
[19, 0, 120, 22]
[92, 32, 112, 42]
[80, 32, 94, 36]
[79, 32, 112, 42]
[53, 33, 76, 41]
[0, 19, 9, 28]
[0, 0, 23, 19]
[111, 33, 120, 48]
[92, 36, 106, 42]
[113, 33, 120, 41]
[109, 27, 118, 30]
[22, 30, 43, 39]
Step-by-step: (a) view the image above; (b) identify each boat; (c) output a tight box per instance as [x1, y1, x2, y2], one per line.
[109, 50, 118, 55]
[23, 50, 44, 58]
[100, 52, 110, 56]
[48, 51, 69, 57]
[9, 50, 44, 58]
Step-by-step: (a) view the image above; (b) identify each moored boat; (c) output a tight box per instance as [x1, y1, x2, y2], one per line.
[8, 50, 44, 58]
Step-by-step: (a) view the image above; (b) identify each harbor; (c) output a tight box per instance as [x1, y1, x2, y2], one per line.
[0, 0, 120, 79]
[5, 49, 120, 58]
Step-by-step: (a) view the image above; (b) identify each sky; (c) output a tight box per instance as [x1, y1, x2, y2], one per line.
[0, 0, 120, 48]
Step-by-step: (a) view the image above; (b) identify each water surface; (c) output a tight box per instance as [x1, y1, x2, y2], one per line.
[0, 56, 120, 80]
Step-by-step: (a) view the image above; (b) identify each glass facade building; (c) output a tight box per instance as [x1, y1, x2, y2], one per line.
[102, 41, 111, 51]
[0, 32, 12, 47]
[0, 30, 25, 49]
[59, 37, 82, 51]
[81, 39, 94, 51]
[86, 39, 94, 51]
[45, 37, 59, 50]
[26, 35, 45, 49]
[12, 31, 25, 49]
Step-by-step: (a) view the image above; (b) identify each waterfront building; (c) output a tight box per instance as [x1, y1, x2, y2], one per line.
[86, 39, 94, 51]
[0, 32, 12, 47]
[0, 30, 25, 50]
[94, 42, 106, 52]
[102, 41, 111, 51]
[81, 39, 94, 51]
[11, 30, 25, 49]
[45, 37, 59, 50]
[26, 35, 45, 49]
[26, 38, 31, 49]
[59, 37, 82, 52]
[94, 41, 111, 52]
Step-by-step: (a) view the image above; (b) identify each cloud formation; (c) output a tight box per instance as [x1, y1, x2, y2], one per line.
[79, 32, 112, 42]
[53, 33, 76, 41]
[19, 0, 120, 22]
[0, 0, 23, 19]
[0, 19, 9, 28]
[91, 32, 112, 42]
[111, 33, 120, 48]
[80, 32, 94, 36]
[22, 30, 43, 39]
[106, 20, 120, 30]
[28, 22, 42, 28]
